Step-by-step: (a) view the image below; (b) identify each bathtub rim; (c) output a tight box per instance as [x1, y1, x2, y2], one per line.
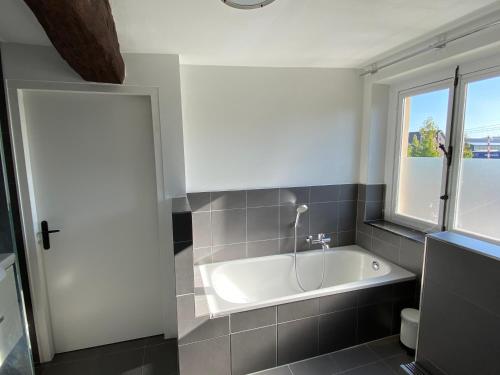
[195, 245, 416, 319]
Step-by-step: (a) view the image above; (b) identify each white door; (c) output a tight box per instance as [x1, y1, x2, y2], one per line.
[21, 91, 163, 353]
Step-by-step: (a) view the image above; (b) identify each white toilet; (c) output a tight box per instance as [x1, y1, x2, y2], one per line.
[400, 308, 420, 350]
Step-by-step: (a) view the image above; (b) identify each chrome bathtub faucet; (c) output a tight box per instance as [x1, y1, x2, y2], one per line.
[306, 233, 331, 249]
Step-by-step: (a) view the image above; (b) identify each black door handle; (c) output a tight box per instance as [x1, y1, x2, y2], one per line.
[41, 220, 60, 250]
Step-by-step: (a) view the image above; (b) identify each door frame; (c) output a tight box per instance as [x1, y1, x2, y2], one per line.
[5, 80, 170, 362]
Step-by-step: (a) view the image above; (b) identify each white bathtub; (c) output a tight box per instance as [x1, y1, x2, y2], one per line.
[196, 245, 416, 318]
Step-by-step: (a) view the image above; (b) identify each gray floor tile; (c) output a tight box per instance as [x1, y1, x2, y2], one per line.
[142, 341, 179, 375]
[382, 353, 414, 374]
[250, 365, 293, 375]
[329, 345, 379, 371]
[367, 336, 406, 359]
[93, 348, 144, 375]
[340, 361, 393, 375]
[289, 354, 341, 375]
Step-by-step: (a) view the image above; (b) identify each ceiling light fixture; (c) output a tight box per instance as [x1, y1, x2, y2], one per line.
[222, 0, 276, 10]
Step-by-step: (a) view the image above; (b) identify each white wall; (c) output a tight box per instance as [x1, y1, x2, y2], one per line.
[181, 65, 363, 192]
[0, 43, 183, 345]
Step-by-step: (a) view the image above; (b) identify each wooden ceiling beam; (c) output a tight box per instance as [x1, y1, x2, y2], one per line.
[24, 0, 125, 84]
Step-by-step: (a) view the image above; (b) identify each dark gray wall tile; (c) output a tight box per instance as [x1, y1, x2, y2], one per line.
[174, 242, 194, 296]
[231, 326, 277, 375]
[279, 236, 309, 254]
[425, 238, 500, 316]
[177, 294, 229, 344]
[211, 209, 246, 246]
[277, 317, 319, 365]
[193, 247, 212, 265]
[357, 285, 393, 306]
[310, 185, 340, 203]
[372, 227, 401, 247]
[247, 189, 279, 207]
[212, 243, 246, 262]
[178, 336, 230, 375]
[356, 231, 372, 251]
[192, 212, 211, 248]
[187, 192, 211, 212]
[248, 206, 279, 241]
[358, 184, 366, 201]
[211, 190, 246, 210]
[371, 237, 399, 263]
[339, 201, 357, 231]
[247, 239, 280, 257]
[340, 184, 358, 201]
[339, 231, 356, 246]
[280, 205, 309, 238]
[399, 238, 424, 276]
[365, 184, 385, 202]
[418, 280, 500, 375]
[278, 298, 319, 323]
[279, 187, 309, 205]
[319, 291, 357, 314]
[230, 306, 277, 333]
[319, 309, 357, 354]
[364, 201, 383, 221]
[172, 212, 192, 243]
[310, 202, 338, 234]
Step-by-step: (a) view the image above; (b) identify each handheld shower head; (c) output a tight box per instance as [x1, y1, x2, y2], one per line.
[296, 205, 308, 214]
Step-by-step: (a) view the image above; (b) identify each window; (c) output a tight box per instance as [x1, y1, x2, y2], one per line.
[389, 67, 500, 243]
[453, 74, 500, 241]
[393, 86, 451, 228]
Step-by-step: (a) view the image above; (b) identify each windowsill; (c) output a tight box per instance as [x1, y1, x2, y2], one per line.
[365, 220, 426, 244]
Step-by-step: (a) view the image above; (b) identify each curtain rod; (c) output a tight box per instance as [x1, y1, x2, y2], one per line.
[360, 19, 500, 76]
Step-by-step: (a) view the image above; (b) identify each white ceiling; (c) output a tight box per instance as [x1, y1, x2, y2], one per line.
[0, 0, 498, 68]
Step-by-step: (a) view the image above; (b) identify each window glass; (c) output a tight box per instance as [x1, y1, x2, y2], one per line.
[396, 88, 450, 224]
[455, 75, 500, 241]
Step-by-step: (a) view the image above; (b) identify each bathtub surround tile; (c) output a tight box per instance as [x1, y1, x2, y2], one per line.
[356, 231, 372, 251]
[278, 298, 320, 323]
[178, 335, 230, 375]
[357, 285, 393, 307]
[372, 227, 401, 248]
[211, 190, 246, 210]
[340, 184, 359, 202]
[277, 316, 319, 365]
[247, 239, 280, 257]
[279, 205, 309, 238]
[211, 209, 246, 246]
[399, 238, 424, 276]
[247, 188, 280, 207]
[339, 201, 357, 231]
[247, 206, 280, 241]
[231, 326, 277, 375]
[364, 201, 384, 221]
[357, 302, 393, 343]
[192, 211, 211, 248]
[212, 243, 247, 263]
[230, 306, 277, 333]
[187, 192, 211, 212]
[309, 202, 338, 234]
[318, 309, 357, 354]
[279, 187, 309, 205]
[319, 291, 357, 314]
[310, 185, 340, 203]
[176, 294, 229, 345]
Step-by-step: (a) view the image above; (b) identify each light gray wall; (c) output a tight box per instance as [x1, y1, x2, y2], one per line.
[0, 43, 186, 197]
[180, 65, 363, 192]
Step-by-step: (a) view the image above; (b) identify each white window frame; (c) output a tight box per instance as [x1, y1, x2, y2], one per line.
[385, 55, 500, 244]
[387, 78, 455, 232]
[447, 65, 500, 245]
